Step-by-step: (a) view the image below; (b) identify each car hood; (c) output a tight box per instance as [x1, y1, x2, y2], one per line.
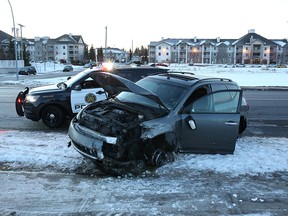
[93, 72, 168, 110]
[28, 84, 63, 94]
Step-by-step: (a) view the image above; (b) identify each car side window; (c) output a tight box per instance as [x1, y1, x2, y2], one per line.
[81, 77, 101, 89]
[182, 86, 209, 113]
[191, 91, 241, 113]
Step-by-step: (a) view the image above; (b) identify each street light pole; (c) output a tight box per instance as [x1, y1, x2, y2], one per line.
[7, 0, 19, 81]
[18, 23, 25, 60]
[105, 26, 107, 62]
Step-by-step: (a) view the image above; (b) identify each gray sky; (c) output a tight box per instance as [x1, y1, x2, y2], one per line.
[1, 0, 288, 50]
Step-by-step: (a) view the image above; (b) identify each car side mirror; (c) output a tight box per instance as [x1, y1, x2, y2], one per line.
[74, 85, 82, 91]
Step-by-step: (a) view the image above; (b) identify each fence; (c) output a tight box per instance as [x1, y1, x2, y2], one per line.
[0, 60, 24, 73]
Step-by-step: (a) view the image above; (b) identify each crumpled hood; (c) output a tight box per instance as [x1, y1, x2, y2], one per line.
[92, 72, 167, 109]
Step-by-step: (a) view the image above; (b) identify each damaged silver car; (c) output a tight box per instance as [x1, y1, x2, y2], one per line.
[68, 72, 247, 174]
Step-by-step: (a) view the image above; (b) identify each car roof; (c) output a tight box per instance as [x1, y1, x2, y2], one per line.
[145, 72, 236, 87]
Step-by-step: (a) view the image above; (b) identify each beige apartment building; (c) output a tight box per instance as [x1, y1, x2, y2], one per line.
[148, 30, 288, 65]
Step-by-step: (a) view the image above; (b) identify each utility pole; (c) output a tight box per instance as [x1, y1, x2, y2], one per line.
[18, 23, 25, 60]
[105, 26, 107, 62]
[7, 0, 19, 80]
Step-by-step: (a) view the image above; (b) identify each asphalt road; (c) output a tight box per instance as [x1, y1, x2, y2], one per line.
[242, 88, 288, 137]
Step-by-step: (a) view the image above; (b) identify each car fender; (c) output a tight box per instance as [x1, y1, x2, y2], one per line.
[141, 121, 174, 139]
[15, 87, 29, 116]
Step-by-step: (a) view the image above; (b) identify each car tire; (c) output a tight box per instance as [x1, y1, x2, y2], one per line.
[239, 116, 247, 135]
[151, 149, 175, 167]
[41, 105, 65, 128]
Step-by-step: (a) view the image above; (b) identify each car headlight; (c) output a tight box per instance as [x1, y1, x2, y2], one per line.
[25, 95, 40, 103]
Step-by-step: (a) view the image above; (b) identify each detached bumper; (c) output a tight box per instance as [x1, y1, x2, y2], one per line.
[68, 119, 117, 161]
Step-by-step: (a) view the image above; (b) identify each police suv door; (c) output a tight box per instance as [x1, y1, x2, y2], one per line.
[70, 78, 107, 113]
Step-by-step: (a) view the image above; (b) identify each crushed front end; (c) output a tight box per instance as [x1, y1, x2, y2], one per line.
[68, 100, 174, 174]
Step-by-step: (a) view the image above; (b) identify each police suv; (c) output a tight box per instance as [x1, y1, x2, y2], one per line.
[15, 66, 169, 128]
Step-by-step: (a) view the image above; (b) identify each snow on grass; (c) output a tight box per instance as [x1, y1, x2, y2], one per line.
[0, 130, 287, 176]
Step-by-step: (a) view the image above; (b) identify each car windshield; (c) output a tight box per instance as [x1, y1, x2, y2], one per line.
[115, 91, 168, 114]
[136, 77, 187, 109]
[58, 70, 91, 89]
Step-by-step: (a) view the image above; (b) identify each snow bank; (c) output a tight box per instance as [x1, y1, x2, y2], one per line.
[0, 130, 287, 176]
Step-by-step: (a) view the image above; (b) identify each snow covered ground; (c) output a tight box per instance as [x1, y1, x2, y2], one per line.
[0, 130, 287, 176]
[0, 62, 287, 176]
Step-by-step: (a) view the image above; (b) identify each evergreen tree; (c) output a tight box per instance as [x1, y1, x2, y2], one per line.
[129, 49, 132, 61]
[0, 46, 6, 60]
[134, 47, 140, 56]
[7, 39, 15, 60]
[97, 47, 104, 63]
[89, 45, 96, 61]
[23, 45, 30, 66]
[142, 48, 148, 64]
[83, 45, 89, 63]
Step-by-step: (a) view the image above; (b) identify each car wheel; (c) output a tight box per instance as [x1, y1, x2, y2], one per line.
[239, 116, 247, 135]
[151, 149, 175, 167]
[41, 105, 64, 128]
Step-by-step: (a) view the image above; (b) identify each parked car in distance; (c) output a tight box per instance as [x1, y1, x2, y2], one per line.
[63, 65, 73, 72]
[83, 62, 97, 68]
[19, 66, 37, 75]
[275, 64, 287, 68]
[15, 66, 169, 128]
[68, 72, 248, 175]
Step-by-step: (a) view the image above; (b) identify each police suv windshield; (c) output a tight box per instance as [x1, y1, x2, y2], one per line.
[63, 71, 90, 88]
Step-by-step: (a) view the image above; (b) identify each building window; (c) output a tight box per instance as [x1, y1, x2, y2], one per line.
[166, 53, 169, 56]
[63, 46, 66, 49]
[158, 52, 161, 56]
[63, 53, 66, 55]
[158, 46, 161, 50]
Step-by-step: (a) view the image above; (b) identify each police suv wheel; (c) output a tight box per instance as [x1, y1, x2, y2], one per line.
[41, 105, 64, 128]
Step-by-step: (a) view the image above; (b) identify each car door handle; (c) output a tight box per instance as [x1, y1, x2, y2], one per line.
[225, 121, 238, 126]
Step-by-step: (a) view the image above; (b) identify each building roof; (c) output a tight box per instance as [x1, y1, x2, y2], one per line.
[149, 30, 285, 48]
[102, 47, 128, 54]
[232, 32, 278, 46]
[0, 30, 12, 42]
[150, 38, 236, 47]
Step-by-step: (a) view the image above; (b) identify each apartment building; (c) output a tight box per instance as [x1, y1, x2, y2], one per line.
[0, 31, 86, 63]
[102, 47, 129, 63]
[32, 34, 86, 63]
[149, 30, 288, 65]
